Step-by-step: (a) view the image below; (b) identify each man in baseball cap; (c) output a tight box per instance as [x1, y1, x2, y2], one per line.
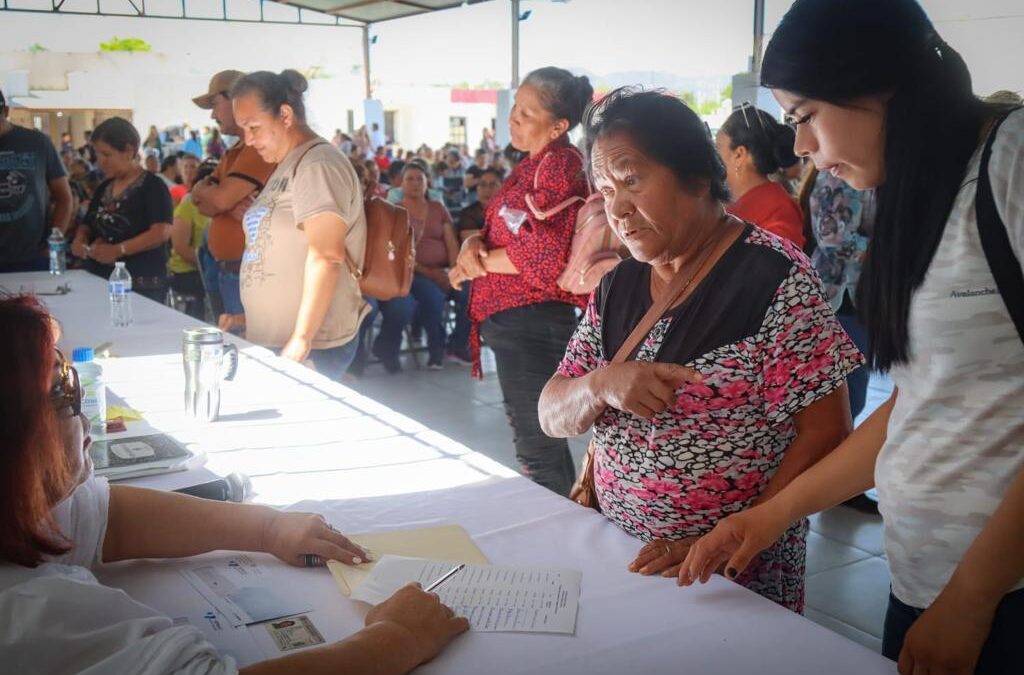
[191, 70, 245, 110]
[189, 71, 275, 333]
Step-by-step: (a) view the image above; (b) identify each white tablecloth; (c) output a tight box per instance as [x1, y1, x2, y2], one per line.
[3, 271, 896, 674]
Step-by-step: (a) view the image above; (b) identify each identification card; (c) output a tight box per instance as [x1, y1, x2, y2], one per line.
[265, 615, 325, 651]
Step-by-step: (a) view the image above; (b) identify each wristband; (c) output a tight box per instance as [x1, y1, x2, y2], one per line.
[119, 243, 128, 257]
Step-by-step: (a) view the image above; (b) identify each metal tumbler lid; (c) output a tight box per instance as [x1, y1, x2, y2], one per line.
[183, 327, 225, 344]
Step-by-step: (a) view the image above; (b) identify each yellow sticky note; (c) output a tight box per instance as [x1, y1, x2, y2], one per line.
[328, 524, 489, 595]
[106, 405, 144, 422]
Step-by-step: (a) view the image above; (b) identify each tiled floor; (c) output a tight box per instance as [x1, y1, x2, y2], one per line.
[347, 348, 896, 654]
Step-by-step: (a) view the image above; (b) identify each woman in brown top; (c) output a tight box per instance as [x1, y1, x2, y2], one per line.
[374, 162, 464, 371]
[232, 70, 370, 381]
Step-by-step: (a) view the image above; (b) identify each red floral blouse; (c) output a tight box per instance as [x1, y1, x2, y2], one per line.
[468, 135, 590, 376]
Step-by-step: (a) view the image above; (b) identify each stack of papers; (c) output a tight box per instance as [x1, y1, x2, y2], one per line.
[352, 556, 582, 635]
[327, 524, 489, 595]
[89, 433, 193, 480]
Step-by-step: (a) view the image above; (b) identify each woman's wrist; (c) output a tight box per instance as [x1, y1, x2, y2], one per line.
[254, 504, 285, 555]
[584, 368, 608, 408]
[761, 484, 808, 530]
[943, 566, 1009, 612]
[358, 621, 426, 673]
[460, 233, 483, 252]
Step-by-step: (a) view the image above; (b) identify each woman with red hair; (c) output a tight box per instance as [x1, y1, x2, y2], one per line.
[0, 295, 467, 674]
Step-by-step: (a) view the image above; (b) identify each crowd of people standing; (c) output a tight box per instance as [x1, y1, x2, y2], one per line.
[0, 0, 1021, 672]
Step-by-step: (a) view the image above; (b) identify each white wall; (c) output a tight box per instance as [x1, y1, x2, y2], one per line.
[0, 51, 476, 149]
[374, 84, 495, 151]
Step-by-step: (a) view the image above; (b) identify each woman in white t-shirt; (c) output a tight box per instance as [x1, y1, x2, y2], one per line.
[0, 295, 467, 674]
[678, 1, 1023, 674]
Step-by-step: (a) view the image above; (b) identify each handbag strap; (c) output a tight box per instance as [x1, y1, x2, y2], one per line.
[290, 140, 329, 179]
[975, 108, 1024, 345]
[290, 139, 363, 280]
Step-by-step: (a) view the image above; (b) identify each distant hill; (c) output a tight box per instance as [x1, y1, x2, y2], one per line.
[578, 68, 732, 98]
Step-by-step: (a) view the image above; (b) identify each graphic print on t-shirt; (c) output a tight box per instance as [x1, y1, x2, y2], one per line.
[241, 204, 272, 287]
[0, 151, 35, 223]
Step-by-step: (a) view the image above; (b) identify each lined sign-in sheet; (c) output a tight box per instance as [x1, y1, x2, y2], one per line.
[351, 556, 582, 634]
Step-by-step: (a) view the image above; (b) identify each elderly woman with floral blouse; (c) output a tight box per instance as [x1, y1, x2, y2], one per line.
[538, 88, 862, 613]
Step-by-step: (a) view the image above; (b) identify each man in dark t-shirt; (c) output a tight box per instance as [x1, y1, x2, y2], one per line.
[0, 88, 73, 271]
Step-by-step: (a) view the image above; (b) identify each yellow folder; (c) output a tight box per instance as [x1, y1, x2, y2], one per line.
[328, 524, 489, 595]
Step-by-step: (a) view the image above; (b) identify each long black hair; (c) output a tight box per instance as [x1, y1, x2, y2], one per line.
[522, 67, 594, 132]
[720, 104, 798, 177]
[762, 0, 988, 371]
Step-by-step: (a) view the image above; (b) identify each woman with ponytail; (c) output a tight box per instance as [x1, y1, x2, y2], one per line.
[231, 70, 370, 380]
[680, 1, 1024, 673]
[449, 66, 593, 497]
[716, 104, 805, 247]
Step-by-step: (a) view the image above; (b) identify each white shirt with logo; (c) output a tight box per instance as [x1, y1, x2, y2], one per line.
[876, 108, 1024, 608]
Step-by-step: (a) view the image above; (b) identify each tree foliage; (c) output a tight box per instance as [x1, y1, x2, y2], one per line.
[99, 37, 152, 52]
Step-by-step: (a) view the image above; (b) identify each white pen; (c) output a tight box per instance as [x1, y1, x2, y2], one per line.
[424, 563, 466, 592]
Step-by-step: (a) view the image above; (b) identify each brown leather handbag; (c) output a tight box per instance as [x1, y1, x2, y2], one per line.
[569, 262, 711, 510]
[291, 141, 415, 301]
[349, 196, 415, 301]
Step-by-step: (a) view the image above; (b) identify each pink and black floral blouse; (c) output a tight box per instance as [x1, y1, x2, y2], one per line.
[557, 225, 864, 612]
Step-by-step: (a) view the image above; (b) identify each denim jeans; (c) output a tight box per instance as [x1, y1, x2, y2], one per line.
[348, 297, 380, 376]
[377, 274, 470, 365]
[307, 336, 360, 382]
[376, 293, 416, 366]
[481, 302, 580, 497]
[218, 270, 244, 316]
[197, 244, 223, 318]
[837, 311, 870, 420]
[448, 281, 471, 354]
[882, 588, 1023, 673]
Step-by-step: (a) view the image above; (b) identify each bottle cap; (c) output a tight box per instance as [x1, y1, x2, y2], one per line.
[225, 473, 253, 503]
[71, 347, 95, 363]
[115, 261, 126, 268]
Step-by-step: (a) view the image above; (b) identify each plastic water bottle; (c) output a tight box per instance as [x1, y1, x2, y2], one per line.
[48, 228, 66, 275]
[72, 347, 106, 434]
[109, 262, 133, 327]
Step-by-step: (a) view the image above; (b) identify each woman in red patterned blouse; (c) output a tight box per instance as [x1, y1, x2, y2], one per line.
[450, 67, 593, 497]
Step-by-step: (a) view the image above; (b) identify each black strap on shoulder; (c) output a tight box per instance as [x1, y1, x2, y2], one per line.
[976, 108, 1024, 345]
